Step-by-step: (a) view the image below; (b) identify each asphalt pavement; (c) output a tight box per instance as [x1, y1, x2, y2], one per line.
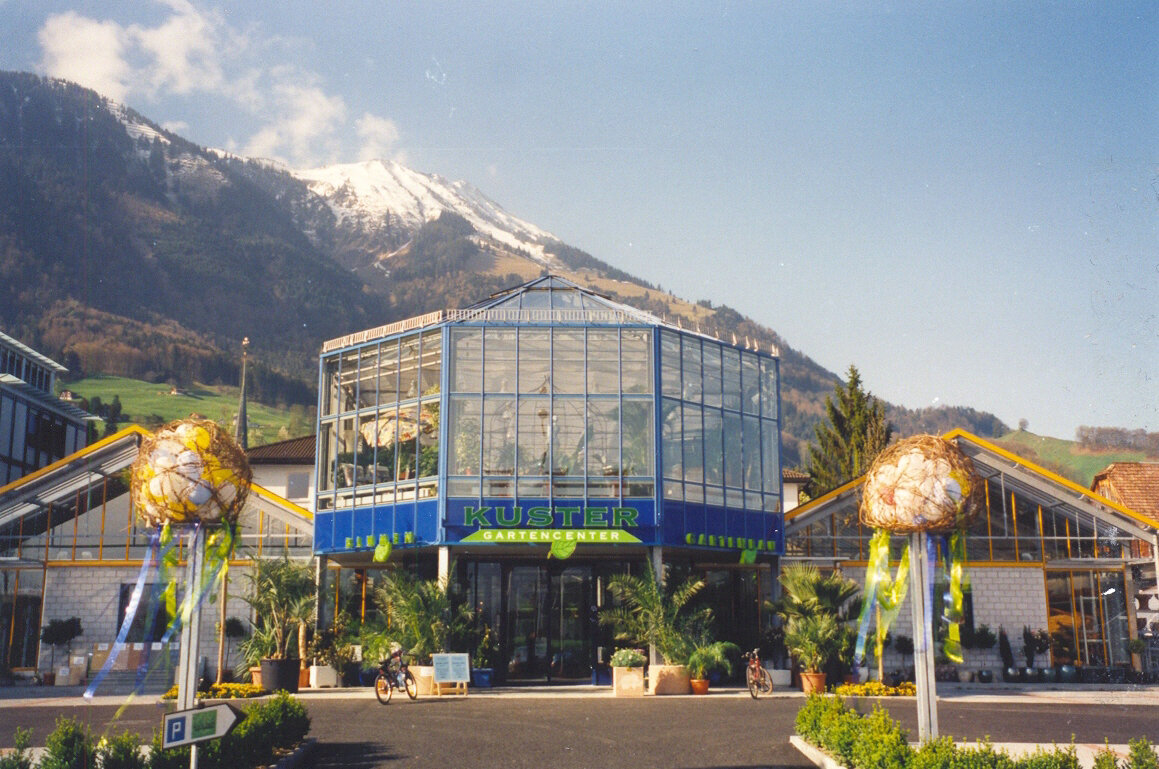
[2, 682, 1158, 769]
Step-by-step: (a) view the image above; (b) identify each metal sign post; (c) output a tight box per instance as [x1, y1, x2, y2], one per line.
[909, 531, 938, 740]
[175, 526, 206, 769]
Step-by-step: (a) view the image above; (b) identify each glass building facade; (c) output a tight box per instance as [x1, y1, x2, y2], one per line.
[313, 277, 784, 683]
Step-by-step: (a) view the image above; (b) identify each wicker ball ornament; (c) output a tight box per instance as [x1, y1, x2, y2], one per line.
[859, 435, 981, 533]
[130, 419, 252, 527]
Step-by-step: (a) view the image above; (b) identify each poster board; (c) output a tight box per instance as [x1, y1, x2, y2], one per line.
[431, 653, 470, 696]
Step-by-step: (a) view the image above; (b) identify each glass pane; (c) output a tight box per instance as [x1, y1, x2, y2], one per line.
[1046, 571, 1077, 664]
[1015, 495, 1041, 562]
[518, 398, 551, 475]
[335, 417, 357, 488]
[661, 399, 682, 480]
[482, 396, 516, 475]
[519, 328, 551, 394]
[318, 421, 335, 491]
[621, 397, 654, 477]
[420, 330, 442, 395]
[703, 408, 723, 486]
[1100, 572, 1129, 666]
[621, 328, 652, 394]
[448, 396, 481, 476]
[741, 353, 760, 415]
[399, 335, 420, 400]
[395, 404, 419, 480]
[339, 354, 359, 413]
[762, 419, 780, 493]
[682, 403, 703, 483]
[322, 357, 340, 416]
[553, 329, 585, 394]
[551, 397, 586, 476]
[759, 358, 778, 419]
[681, 337, 702, 403]
[377, 339, 400, 404]
[660, 331, 681, 398]
[724, 411, 743, 488]
[450, 328, 482, 393]
[722, 347, 741, 411]
[484, 328, 517, 393]
[702, 343, 722, 408]
[587, 398, 620, 476]
[587, 329, 619, 395]
[357, 346, 379, 409]
[742, 415, 760, 490]
[417, 399, 439, 478]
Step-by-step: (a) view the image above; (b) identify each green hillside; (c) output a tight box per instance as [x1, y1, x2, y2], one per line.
[991, 430, 1150, 488]
[59, 375, 313, 448]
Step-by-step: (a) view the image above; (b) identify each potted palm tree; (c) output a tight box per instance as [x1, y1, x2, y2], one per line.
[784, 613, 839, 693]
[370, 566, 474, 694]
[601, 562, 711, 695]
[241, 555, 316, 693]
[771, 564, 861, 686]
[686, 640, 740, 695]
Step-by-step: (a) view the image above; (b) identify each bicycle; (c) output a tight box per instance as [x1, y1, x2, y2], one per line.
[743, 648, 773, 699]
[374, 648, 418, 704]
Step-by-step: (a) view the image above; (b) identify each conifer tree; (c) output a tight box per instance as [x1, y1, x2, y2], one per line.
[806, 365, 892, 495]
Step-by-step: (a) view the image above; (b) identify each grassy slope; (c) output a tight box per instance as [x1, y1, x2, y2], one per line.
[990, 430, 1150, 488]
[59, 375, 307, 447]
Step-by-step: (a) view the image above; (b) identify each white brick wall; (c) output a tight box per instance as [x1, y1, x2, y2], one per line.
[837, 564, 1048, 676]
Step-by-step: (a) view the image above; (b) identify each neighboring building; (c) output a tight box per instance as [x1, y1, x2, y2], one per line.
[249, 434, 317, 509]
[786, 430, 1159, 678]
[782, 469, 810, 513]
[0, 425, 313, 679]
[1, 330, 93, 485]
[314, 275, 785, 683]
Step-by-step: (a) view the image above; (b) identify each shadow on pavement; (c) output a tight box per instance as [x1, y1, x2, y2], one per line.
[311, 741, 406, 768]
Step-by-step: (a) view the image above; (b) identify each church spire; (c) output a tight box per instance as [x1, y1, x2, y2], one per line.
[236, 337, 249, 450]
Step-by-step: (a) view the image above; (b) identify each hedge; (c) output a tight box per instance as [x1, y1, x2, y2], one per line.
[795, 694, 1157, 769]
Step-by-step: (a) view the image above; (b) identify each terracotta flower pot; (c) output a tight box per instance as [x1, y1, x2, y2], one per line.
[799, 671, 827, 694]
[689, 678, 710, 695]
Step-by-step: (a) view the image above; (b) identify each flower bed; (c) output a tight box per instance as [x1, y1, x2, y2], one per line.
[833, 681, 916, 697]
[794, 694, 1159, 769]
[161, 682, 267, 699]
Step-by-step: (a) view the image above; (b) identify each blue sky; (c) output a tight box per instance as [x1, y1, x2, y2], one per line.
[3, 1, 1156, 441]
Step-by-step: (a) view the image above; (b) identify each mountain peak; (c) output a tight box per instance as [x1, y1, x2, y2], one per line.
[293, 158, 558, 263]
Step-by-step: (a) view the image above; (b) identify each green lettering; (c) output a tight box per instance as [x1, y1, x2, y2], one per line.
[464, 506, 491, 527]
[558, 506, 581, 526]
[527, 507, 552, 527]
[584, 507, 608, 526]
[497, 506, 521, 527]
[611, 507, 638, 528]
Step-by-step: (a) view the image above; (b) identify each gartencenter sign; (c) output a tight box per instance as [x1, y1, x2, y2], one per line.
[450, 503, 645, 549]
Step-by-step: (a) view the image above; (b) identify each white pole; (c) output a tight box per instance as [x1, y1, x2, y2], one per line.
[909, 531, 938, 741]
[176, 526, 206, 769]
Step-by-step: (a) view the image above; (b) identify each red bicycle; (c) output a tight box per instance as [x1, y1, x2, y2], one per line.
[374, 648, 418, 704]
[743, 648, 773, 699]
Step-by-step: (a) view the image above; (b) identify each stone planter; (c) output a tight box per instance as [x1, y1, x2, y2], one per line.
[799, 671, 827, 694]
[649, 664, 690, 695]
[769, 668, 792, 687]
[309, 664, 339, 688]
[249, 666, 262, 689]
[412, 665, 435, 695]
[612, 666, 644, 696]
[957, 669, 974, 683]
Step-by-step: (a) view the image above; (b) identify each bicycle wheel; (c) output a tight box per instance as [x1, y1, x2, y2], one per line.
[757, 666, 773, 694]
[746, 667, 760, 699]
[374, 673, 393, 704]
[403, 670, 418, 699]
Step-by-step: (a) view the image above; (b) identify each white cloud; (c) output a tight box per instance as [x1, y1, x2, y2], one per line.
[355, 113, 401, 161]
[38, 12, 131, 102]
[34, 1, 398, 169]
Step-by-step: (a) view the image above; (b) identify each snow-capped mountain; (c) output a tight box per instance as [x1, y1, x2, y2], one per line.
[294, 159, 558, 264]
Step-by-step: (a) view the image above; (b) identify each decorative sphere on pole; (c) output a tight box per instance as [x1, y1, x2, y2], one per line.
[860, 434, 981, 533]
[130, 419, 253, 527]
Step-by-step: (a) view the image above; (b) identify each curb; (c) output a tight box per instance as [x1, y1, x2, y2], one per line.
[272, 737, 316, 769]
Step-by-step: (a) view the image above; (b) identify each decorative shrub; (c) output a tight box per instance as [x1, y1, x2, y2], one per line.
[910, 736, 957, 769]
[97, 731, 146, 769]
[0, 726, 33, 769]
[1128, 738, 1158, 769]
[848, 706, 909, 769]
[40, 716, 96, 769]
[1017, 743, 1080, 769]
[1092, 741, 1119, 769]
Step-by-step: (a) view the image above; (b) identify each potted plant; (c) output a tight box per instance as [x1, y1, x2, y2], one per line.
[239, 624, 276, 688]
[761, 625, 792, 687]
[784, 613, 839, 693]
[40, 617, 83, 686]
[686, 640, 740, 695]
[609, 648, 646, 696]
[770, 564, 861, 686]
[1022, 626, 1051, 682]
[241, 555, 316, 693]
[309, 610, 356, 688]
[370, 566, 474, 694]
[968, 624, 997, 683]
[998, 626, 1019, 682]
[601, 562, 711, 695]
[893, 635, 914, 684]
[472, 623, 496, 688]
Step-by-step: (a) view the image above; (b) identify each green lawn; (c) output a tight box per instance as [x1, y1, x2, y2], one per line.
[59, 375, 313, 447]
[991, 429, 1150, 488]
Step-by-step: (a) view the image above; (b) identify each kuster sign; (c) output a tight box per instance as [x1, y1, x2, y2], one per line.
[461, 504, 640, 529]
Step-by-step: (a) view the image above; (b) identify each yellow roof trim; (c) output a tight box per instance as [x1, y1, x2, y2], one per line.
[0, 424, 151, 496]
[785, 475, 864, 522]
[942, 428, 1156, 530]
[248, 482, 313, 521]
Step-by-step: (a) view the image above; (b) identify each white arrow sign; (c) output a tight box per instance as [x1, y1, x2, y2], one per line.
[162, 704, 242, 749]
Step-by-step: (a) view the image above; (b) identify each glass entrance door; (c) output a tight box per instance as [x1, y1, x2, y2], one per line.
[503, 564, 601, 684]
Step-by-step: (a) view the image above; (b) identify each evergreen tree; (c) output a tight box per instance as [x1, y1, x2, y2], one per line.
[806, 365, 892, 495]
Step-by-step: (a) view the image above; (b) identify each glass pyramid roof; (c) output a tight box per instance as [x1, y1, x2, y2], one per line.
[462, 275, 665, 325]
